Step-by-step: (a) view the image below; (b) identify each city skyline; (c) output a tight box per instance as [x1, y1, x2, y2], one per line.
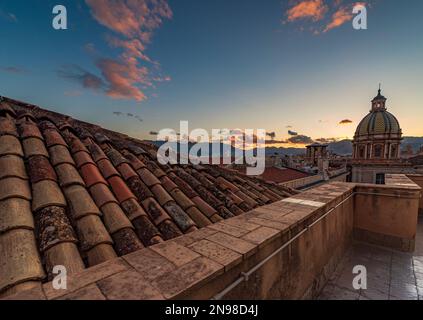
[1, 0, 422, 146]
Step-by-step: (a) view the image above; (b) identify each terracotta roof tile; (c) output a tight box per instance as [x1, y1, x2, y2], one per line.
[31, 180, 66, 212]
[0, 198, 34, 233]
[105, 148, 129, 167]
[18, 121, 43, 140]
[108, 176, 136, 203]
[160, 176, 178, 192]
[63, 185, 101, 219]
[97, 159, 120, 179]
[0, 155, 28, 180]
[74, 151, 96, 169]
[35, 206, 78, 252]
[49, 145, 75, 167]
[22, 138, 49, 158]
[0, 229, 46, 293]
[85, 141, 108, 162]
[0, 117, 18, 137]
[137, 168, 161, 187]
[151, 184, 173, 206]
[117, 163, 138, 180]
[141, 197, 171, 226]
[89, 183, 118, 208]
[121, 198, 147, 221]
[168, 188, 195, 210]
[191, 196, 218, 218]
[0, 177, 31, 201]
[132, 215, 163, 246]
[0, 102, 16, 117]
[27, 155, 57, 183]
[186, 207, 212, 228]
[155, 219, 183, 240]
[162, 202, 197, 233]
[126, 176, 154, 200]
[43, 242, 85, 279]
[111, 228, 144, 256]
[42, 129, 67, 148]
[0, 135, 24, 157]
[75, 215, 113, 251]
[101, 202, 133, 234]
[85, 243, 117, 267]
[55, 163, 85, 188]
[80, 163, 107, 188]
[121, 151, 145, 170]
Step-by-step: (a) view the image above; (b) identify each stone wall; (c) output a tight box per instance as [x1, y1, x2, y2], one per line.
[407, 174, 423, 215]
[353, 174, 421, 251]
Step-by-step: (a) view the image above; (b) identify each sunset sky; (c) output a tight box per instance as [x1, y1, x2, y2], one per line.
[1, 0, 422, 147]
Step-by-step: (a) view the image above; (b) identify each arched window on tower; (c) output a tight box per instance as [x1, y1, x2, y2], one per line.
[374, 145, 383, 158]
[391, 145, 397, 158]
[359, 146, 365, 159]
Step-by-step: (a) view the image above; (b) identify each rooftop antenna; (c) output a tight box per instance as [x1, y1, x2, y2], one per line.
[378, 83, 381, 95]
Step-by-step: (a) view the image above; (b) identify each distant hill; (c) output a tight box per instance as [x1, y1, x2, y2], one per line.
[328, 140, 353, 156]
[147, 137, 423, 158]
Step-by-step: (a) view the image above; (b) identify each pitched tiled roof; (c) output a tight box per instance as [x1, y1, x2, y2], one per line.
[0, 96, 297, 297]
[259, 167, 311, 184]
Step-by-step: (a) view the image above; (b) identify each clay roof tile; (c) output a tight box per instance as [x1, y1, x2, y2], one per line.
[0, 198, 34, 233]
[97, 159, 120, 180]
[80, 163, 108, 188]
[27, 155, 57, 183]
[31, 180, 66, 212]
[0, 177, 31, 201]
[49, 145, 76, 167]
[0, 155, 28, 180]
[108, 176, 136, 203]
[0, 135, 24, 157]
[22, 138, 49, 158]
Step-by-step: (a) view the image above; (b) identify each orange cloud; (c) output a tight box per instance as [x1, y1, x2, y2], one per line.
[339, 119, 353, 125]
[286, 0, 328, 22]
[323, 6, 353, 32]
[85, 0, 172, 102]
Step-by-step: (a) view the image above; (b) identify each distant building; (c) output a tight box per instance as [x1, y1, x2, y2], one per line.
[306, 143, 328, 167]
[351, 88, 412, 183]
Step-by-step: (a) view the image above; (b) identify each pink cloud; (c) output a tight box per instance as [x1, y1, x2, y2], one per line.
[286, 0, 328, 22]
[84, 0, 172, 102]
[323, 5, 353, 32]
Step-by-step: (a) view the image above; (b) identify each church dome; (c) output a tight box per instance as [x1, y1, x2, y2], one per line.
[354, 88, 401, 138]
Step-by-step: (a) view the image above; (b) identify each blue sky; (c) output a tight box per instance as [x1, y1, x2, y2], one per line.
[1, 0, 422, 144]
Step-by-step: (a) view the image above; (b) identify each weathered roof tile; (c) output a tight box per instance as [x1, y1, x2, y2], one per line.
[89, 183, 118, 209]
[97, 159, 120, 180]
[55, 163, 85, 188]
[108, 176, 136, 203]
[0, 155, 28, 180]
[49, 145, 75, 167]
[74, 151, 96, 168]
[0, 135, 24, 157]
[0, 198, 34, 233]
[64, 185, 101, 219]
[31, 180, 66, 212]
[0, 229, 46, 293]
[0, 177, 31, 201]
[22, 138, 49, 158]
[27, 155, 57, 183]
[80, 163, 107, 188]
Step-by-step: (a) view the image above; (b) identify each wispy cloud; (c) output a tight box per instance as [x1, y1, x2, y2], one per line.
[0, 66, 27, 74]
[339, 119, 353, 125]
[58, 65, 106, 90]
[324, 5, 353, 32]
[0, 10, 17, 23]
[285, 0, 328, 22]
[284, 0, 371, 34]
[84, 0, 173, 102]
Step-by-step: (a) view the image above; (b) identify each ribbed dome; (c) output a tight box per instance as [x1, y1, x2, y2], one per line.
[355, 110, 401, 136]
